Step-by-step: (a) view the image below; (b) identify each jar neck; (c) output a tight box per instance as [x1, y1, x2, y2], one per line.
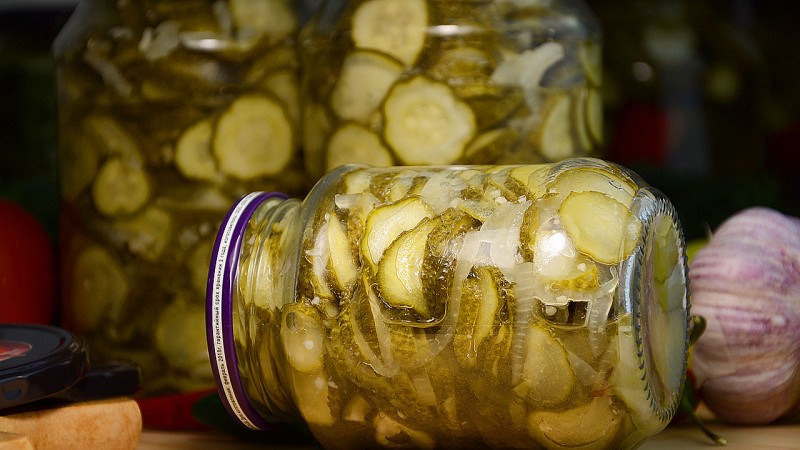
[206, 191, 301, 430]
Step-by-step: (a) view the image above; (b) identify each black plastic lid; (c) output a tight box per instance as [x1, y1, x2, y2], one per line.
[0, 324, 89, 411]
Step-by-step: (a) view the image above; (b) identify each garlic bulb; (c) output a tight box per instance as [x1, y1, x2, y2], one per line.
[689, 207, 800, 424]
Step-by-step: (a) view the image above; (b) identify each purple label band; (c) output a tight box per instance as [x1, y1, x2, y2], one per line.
[206, 191, 287, 431]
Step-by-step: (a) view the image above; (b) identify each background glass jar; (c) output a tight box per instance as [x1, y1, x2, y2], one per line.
[54, 0, 304, 395]
[298, 0, 603, 178]
[208, 158, 690, 449]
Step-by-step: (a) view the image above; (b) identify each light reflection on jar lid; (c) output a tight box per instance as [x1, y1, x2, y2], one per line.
[0, 340, 32, 362]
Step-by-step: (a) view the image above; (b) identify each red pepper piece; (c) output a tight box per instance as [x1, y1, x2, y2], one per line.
[136, 388, 217, 430]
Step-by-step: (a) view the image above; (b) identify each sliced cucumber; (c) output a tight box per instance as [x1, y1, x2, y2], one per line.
[532, 93, 575, 161]
[174, 118, 219, 182]
[263, 68, 300, 125]
[351, 0, 429, 67]
[292, 370, 337, 427]
[360, 196, 434, 269]
[112, 206, 172, 262]
[213, 94, 294, 179]
[83, 114, 142, 162]
[154, 296, 209, 373]
[513, 324, 575, 408]
[558, 191, 642, 264]
[326, 212, 359, 292]
[454, 266, 502, 368]
[527, 396, 621, 449]
[463, 127, 519, 165]
[331, 50, 404, 124]
[376, 217, 440, 317]
[586, 87, 603, 145]
[91, 157, 151, 217]
[325, 122, 394, 172]
[229, 0, 297, 45]
[59, 132, 99, 201]
[383, 75, 476, 165]
[280, 302, 326, 374]
[69, 245, 129, 333]
[549, 166, 637, 207]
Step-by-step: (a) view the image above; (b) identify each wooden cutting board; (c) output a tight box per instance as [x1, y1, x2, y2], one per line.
[0, 398, 141, 450]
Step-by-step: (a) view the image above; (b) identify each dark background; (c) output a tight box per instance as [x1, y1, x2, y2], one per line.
[1, 0, 798, 242]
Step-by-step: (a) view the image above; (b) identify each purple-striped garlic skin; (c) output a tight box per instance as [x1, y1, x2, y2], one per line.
[690, 207, 800, 424]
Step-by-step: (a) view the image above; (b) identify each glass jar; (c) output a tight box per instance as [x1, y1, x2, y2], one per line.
[207, 157, 690, 449]
[53, 0, 304, 395]
[298, 0, 603, 178]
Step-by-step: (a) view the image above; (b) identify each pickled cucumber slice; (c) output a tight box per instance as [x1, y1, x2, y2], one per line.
[59, 133, 99, 201]
[213, 94, 293, 179]
[280, 302, 326, 373]
[83, 114, 142, 162]
[112, 206, 172, 262]
[383, 75, 476, 165]
[454, 267, 501, 368]
[533, 94, 575, 161]
[244, 45, 299, 83]
[420, 208, 480, 308]
[302, 101, 332, 177]
[91, 157, 151, 217]
[263, 69, 300, 125]
[574, 89, 593, 152]
[331, 50, 404, 124]
[612, 318, 660, 436]
[558, 191, 643, 264]
[578, 40, 602, 88]
[325, 123, 394, 172]
[426, 46, 495, 86]
[376, 217, 439, 317]
[527, 397, 621, 449]
[549, 166, 637, 207]
[342, 394, 372, 423]
[154, 297, 209, 373]
[513, 324, 575, 408]
[292, 370, 336, 427]
[361, 197, 434, 269]
[69, 245, 129, 333]
[462, 86, 525, 131]
[174, 119, 219, 182]
[351, 0, 429, 67]
[652, 218, 679, 285]
[509, 164, 548, 191]
[463, 128, 519, 164]
[373, 412, 436, 450]
[326, 212, 359, 292]
[229, 0, 297, 45]
[585, 87, 603, 145]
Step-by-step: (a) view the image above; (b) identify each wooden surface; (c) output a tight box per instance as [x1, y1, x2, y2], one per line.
[137, 406, 800, 450]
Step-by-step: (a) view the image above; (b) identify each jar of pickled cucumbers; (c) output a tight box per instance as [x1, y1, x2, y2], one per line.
[53, 0, 304, 395]
[207, 157, 690, 449]
[298, 0, 603, 178]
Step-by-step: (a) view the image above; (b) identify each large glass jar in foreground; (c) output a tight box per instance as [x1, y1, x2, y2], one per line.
[54, 0, 304, 395]
[299, 0, 603, 178]
[207, 158, 690, 449]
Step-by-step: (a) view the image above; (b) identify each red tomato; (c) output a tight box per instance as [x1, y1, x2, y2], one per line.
[0, 199, 56, 324]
